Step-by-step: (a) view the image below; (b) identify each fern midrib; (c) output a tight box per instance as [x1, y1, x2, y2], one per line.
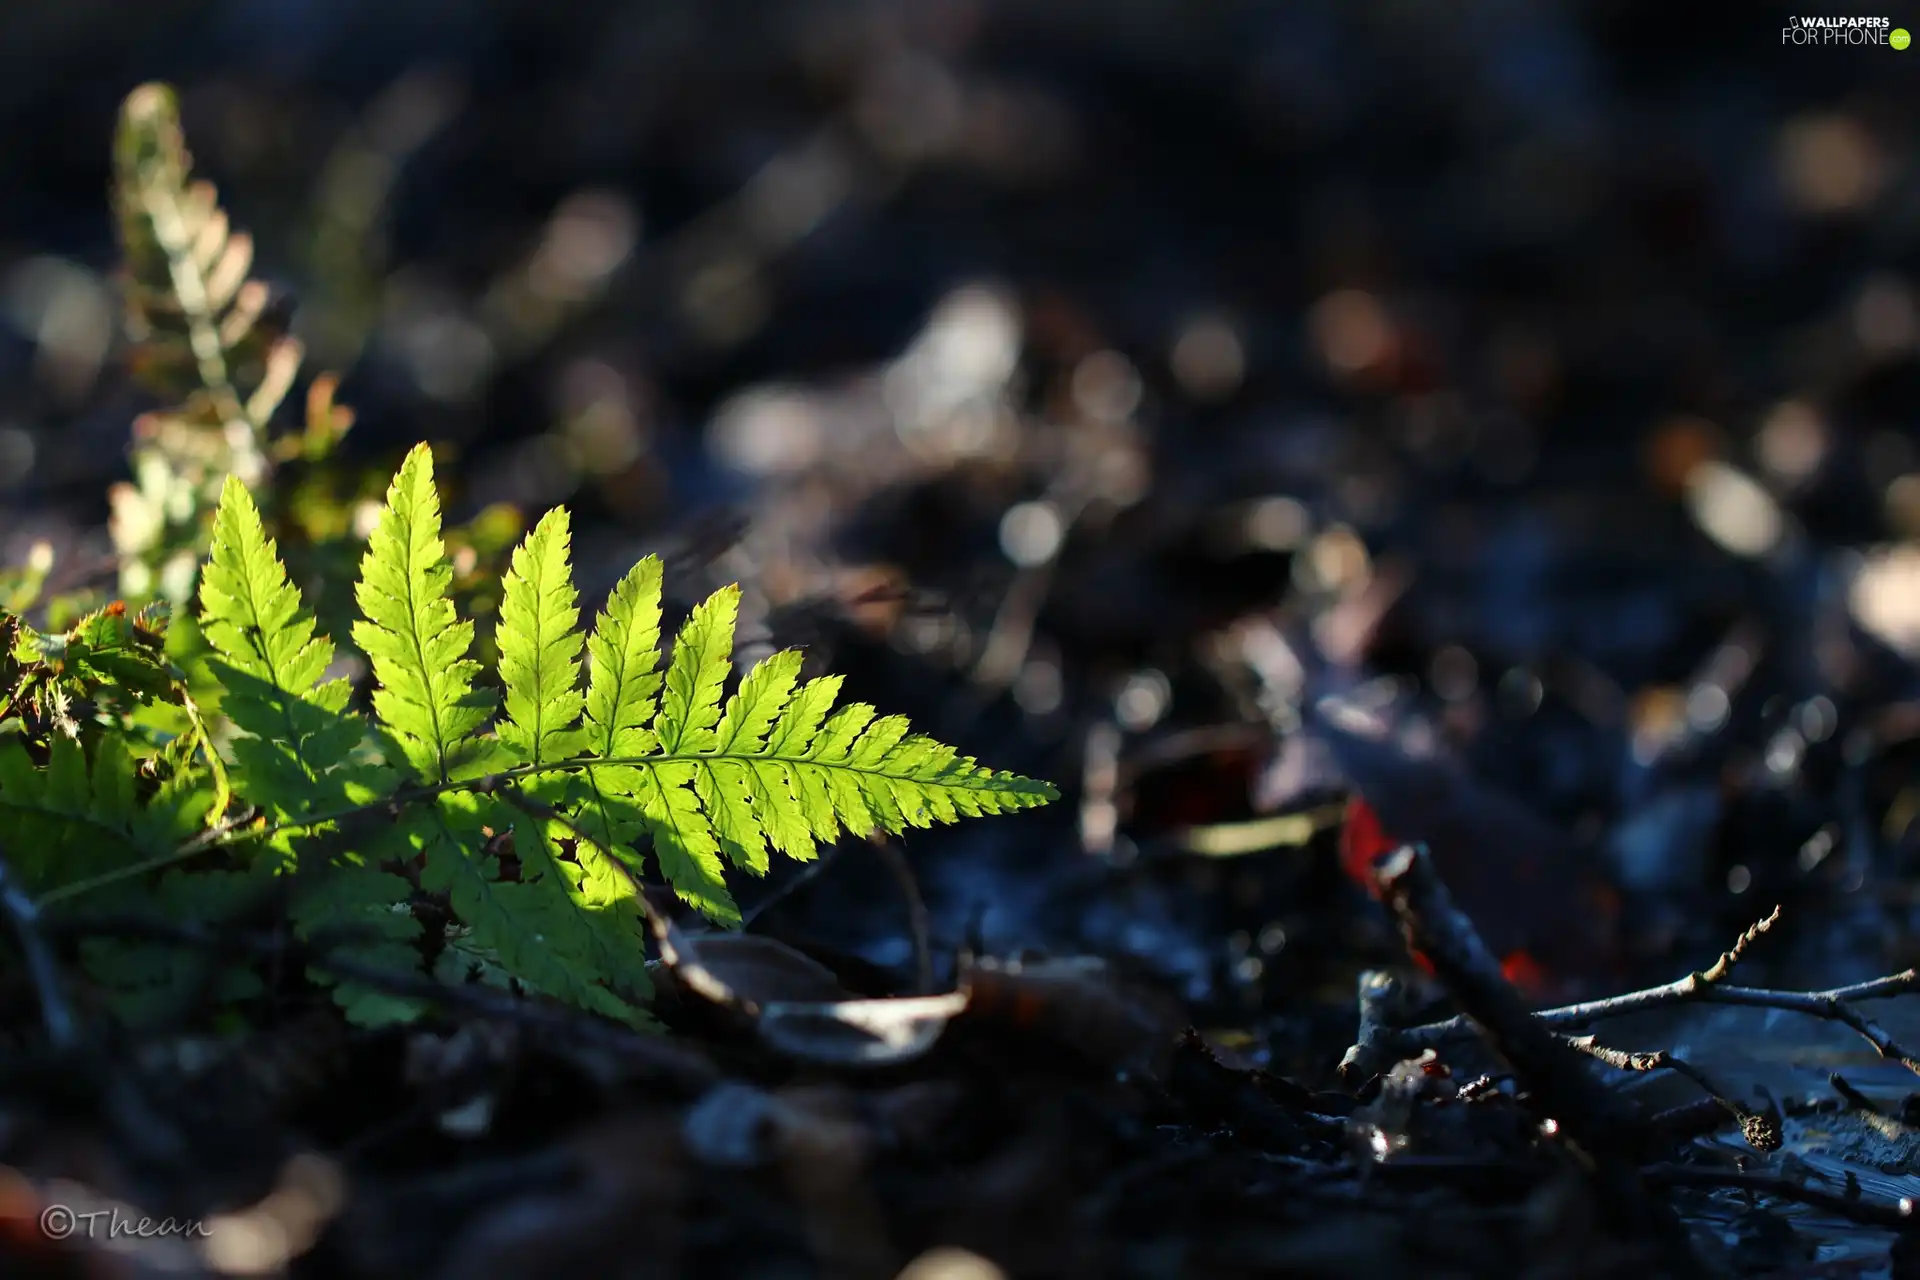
[400, 535, 459, 785]
[518, 574, 567, 767]
[235, 597, 323, 796]
[316, 747, 1025, 824]
[139, 185, 249, 437]
[585, 749, 1001, 786]
[210, 744, 1032, 861]
[587, 643, 652, 762]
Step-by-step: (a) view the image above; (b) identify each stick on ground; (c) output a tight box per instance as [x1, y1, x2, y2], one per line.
[1344, 903, 1920, 1082]
[1369, 843, 1695, 1258]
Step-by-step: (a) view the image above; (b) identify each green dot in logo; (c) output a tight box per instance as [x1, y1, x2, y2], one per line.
[1894, 27, 1912, 49]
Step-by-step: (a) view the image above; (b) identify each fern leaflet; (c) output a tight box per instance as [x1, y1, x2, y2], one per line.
[352, 442, 498, 784]
[497, 508, 587, 767]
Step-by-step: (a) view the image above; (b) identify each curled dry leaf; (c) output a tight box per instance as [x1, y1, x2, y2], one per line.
[649, 925, 853, 1009]
[649, 909, 970, 1066]
[757, 991, 970, 1066]
[651, 910, 1182, 1070]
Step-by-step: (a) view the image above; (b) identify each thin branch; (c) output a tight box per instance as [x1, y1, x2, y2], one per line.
[1829, 1072, 1883, 1114]
[1336, 969, 1411, 1085]
[867, 837, 933, 995]
[33, 807, 267, 907]
[1646, 1097, 1739, 1145]
[1368, 845, 1658, 1159]
[1564, 1035, 1779, 1151]
[1347, 904, 1920, 1081]
[1699, 904, 1780, 983]
[1368, 843, 1694, 1257]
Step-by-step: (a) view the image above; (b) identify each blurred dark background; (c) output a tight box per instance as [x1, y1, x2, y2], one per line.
[4, 0, 1920, 1022]
[4, 0, 1915, 539]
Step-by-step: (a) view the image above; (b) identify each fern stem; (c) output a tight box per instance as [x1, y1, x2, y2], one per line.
[37, 844, 205, 908]
[180, 691, 232, 823]
[34, 810, 263, 908]
[36, 742, 1051, 909]
[231, 747, 1048, 844]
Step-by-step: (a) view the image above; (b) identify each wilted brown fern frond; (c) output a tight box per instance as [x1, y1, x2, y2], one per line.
[109, 83, 321, 602]
[113, 83, 303, 459]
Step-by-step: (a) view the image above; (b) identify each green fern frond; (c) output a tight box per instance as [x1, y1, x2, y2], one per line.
[581, 556, 665, 761]
[629, 759, 738, 924]
[568, 555, 726, 922]
[709, 666, 1055, 859]
[287, 861, 426, 1026]
[15, 440, 1051, 1030]
[8, 75, 1063, 1038]
[698, 648, 806, 874]
[657, 586, 737, 754]
[352, 443, 498, 784]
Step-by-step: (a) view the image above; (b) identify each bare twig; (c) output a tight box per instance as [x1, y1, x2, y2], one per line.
[1336, 969, 1412, 1085]
[1368, 843, 1693, 1255]
[867, 837, 933, 995]
[1565, 1037, 1722, 1104]
[1646, 1097, 1739, 1145]
[1564, 1036, 1779, 1151]
[1699, 904, 1780, 983]
[0, 840, 76, 1049]
[1347, 904, 1920, 1081]
[1369, 845, 1656, 1158]
[1830, 1072, 1883, 1114]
